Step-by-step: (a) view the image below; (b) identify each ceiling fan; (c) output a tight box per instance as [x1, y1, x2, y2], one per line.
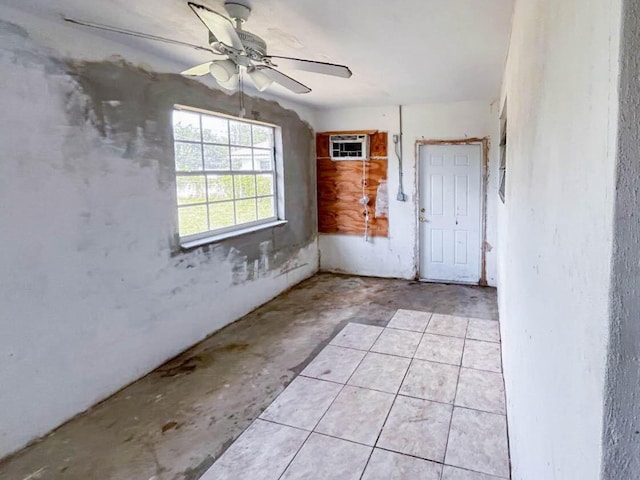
[64, 1, 353, 95]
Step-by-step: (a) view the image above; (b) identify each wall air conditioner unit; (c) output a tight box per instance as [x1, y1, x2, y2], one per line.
[329, 134, 369, 161]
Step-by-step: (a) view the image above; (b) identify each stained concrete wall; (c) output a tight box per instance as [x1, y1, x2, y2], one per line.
[497, 0, 622, 478]
[0, 15, 317, 458]
[601, 0, 640, 476]
[315, 101, 500, 285]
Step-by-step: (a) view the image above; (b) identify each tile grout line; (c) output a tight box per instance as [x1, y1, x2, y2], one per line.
[207, 314, 506, 480]
[430, 312, 456, 480]
[360, 312, 436, 480]
[372, 446, 509, 479]
[331, 329, 500, 357]
[274, 428, 313, 480]
[392, 311, 431, 398]
[276, 321, 387, 480]
[258, 417, 508, 480]
[281, 378, 508, 418]
[385, 310, 432, 335]
[397, 393, 507, 418]
[299, 373, 398, 396]
[358, 358, 412, 479]
[440, 316, 470, 476]
[354, 313, 404, 479]
[262, 417, 507, 479]
[273, 375, 340, 480]
[356, 310, 420, 480]
[258, 417, 312, 433]
[316, 318, 506, 478]
[329, 323, 386, 352]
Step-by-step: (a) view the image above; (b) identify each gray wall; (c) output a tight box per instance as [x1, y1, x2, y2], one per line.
[601, 0, 640, 476]
[497, 0, 622, 478]
[0, 18, 317, 458]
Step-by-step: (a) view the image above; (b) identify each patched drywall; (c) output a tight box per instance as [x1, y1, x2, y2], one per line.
[315, 101, 499, 285]
[497, 0, 622, 478]
[0, 17, 317, 458]
[601, 0, 640, 477]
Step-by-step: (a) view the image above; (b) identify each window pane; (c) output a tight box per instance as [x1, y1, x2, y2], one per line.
[234, 175, 256, 199]
[209, 202, 235, 229]
[178, 205, 207, 236]
[229, 120, 252, 146]
[204, 145, 230, 170]
[207, 175, 233, 202]
[231, 147, 254, 171]
[235, 198, 257, 224]
[173, 111, 201, 141]
[176, 175, 206, 205]
[173, 109, 280, 238]
[202, 115, 228, 143]
[256, 174, 274, 196]
[257, 197, 274, 219]
[253, 150, 273, 171]
[175, 142, 202, 171]
[252, 125, 274, 149]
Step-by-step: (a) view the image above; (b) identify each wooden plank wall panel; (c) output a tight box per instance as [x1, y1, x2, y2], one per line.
[317, 131, 389, 237]
[370, 132, 388, 157]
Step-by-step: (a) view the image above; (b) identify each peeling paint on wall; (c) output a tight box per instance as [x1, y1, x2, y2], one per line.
[60, 55, 317, 284]
[375, 180, 389, 218]
[0, 18, 318, 458]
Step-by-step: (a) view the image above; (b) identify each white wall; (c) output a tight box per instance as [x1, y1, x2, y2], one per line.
[601, 1, 640, 477]
[497, 0, 622, 478]
[315, 101, 500, 285]
[0, 8, 318, 459]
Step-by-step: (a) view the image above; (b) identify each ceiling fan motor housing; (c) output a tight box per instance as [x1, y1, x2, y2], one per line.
[236, 30, 267, 58]
[208, 28, 266, 59]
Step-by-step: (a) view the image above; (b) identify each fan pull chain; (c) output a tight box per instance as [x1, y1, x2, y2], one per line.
[238, 70, 246, 118]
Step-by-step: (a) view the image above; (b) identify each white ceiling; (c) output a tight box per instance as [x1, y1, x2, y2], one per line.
[8, 0, 514, 109]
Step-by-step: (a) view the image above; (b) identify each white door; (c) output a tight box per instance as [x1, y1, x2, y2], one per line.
[419, 144, 482, 283]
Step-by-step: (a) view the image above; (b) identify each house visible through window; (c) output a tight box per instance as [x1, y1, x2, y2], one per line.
[172, 108, 278, 241]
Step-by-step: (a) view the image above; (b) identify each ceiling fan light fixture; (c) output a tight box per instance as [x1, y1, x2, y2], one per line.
[217, 73, 239, 91]
[247, 67, 273, 92]
[209, 59, 237, 82]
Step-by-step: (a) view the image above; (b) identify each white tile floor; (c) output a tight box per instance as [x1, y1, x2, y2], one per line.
[202, 310, 510, 480]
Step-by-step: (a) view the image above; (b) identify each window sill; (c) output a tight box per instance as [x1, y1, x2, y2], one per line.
[180, 220, 288, 250]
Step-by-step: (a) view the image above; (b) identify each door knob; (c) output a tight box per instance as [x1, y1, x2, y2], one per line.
[419, 217, 428, 223]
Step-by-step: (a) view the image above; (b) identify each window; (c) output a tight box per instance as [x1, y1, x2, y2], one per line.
[172, 108, 279, 242]
[498, 116, 507, 204]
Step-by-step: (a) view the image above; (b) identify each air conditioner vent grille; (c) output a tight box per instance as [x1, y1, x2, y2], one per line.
[329, 134, 369, 161]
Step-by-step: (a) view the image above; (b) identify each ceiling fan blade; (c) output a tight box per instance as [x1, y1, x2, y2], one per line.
[181, 62, 214, 76]
[63, 17, 215, 53]
[187, 2, 245, 53]
[258, 67, 311, 94]
[266, 56, 352, 78]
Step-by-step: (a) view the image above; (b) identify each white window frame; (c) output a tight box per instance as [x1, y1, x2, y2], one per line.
[173, 105, 285, 248]
[498, 114, 507, 204]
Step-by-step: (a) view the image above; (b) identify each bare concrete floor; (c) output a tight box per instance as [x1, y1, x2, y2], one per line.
[0, 273, 498, 480]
